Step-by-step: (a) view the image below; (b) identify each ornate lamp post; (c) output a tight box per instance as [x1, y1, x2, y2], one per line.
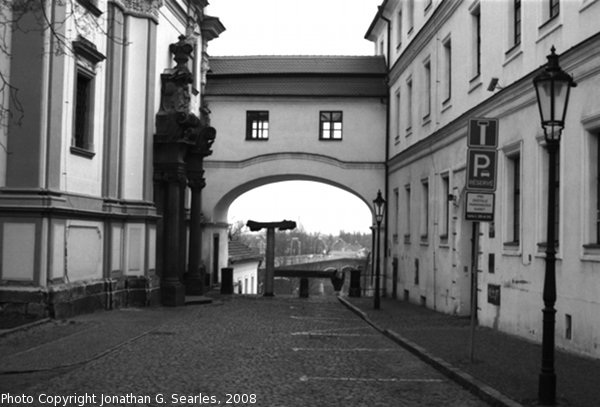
[373, 190, 386, 310]
[533, 46, 576, 406]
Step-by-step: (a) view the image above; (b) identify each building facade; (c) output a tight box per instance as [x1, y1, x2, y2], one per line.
[0, 0, 223, 317]
[367, 0, 600, 357]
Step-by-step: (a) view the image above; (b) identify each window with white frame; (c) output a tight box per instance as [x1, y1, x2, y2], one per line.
[319, 111, 343, 140]
[395, 89, 401, 141]
[585, 132, 600, 246]
[71, 37, 105, 157]
[509, 0, 522, 48]
[421, 179, 429, 241]
[442, 36, 452, 104]
[406, 77, 413, 135]
[539, 144, 560, 247]
[505, 152, 521, 245]
[407, 0, 415, 34]
[470, 3, 481, 80]
[396, 8, 403, 48]
[423, 59, 431, 121]
[404, 184, 411, 242]
[440, 173, 450, 241]
[394, 188, 400, 244]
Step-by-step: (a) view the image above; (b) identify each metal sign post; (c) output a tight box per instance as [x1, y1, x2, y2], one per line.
[465, 118, 498, 363]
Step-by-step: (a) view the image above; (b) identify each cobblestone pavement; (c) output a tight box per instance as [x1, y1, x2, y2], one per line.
[343, 296, 600, 407]
[0, 295, 491, 407]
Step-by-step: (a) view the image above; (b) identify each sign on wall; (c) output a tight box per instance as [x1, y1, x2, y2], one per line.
[465, 192, 495, 221]
[465, 118, 498, 222]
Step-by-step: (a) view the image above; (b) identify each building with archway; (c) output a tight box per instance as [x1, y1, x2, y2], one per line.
[202, 55, 388, 285]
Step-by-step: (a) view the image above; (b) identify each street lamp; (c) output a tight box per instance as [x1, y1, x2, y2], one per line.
[533, 46, 576, 406]
[373, 190, 386, 310]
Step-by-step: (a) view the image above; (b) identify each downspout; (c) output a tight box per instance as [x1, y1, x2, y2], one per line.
[381, 12, 391, 298]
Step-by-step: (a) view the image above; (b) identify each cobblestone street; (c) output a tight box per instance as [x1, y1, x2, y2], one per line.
[0, 295, 490, 406]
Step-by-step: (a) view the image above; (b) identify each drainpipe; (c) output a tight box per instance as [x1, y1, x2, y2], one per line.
[380, 12, 391, 298]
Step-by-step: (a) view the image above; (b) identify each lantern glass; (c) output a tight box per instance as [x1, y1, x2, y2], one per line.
[533, 47, 576, 142]
[373, 190, 385, 224]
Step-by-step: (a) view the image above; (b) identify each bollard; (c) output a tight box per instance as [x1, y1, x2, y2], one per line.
[299, 277, 309, 298]
[221, 267, 234, 294]
[349, 268, 361, 297]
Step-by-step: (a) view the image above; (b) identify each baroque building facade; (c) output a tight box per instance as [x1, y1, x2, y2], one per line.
[0, 0, 223, 317]
[367, 0, 600, 358]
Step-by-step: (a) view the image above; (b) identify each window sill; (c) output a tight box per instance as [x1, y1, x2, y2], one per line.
[319, 138, 343, 142]
[76, 0, 102, 17]
[439, 235, 449, 247]
[441, 98, 452, 113]
[422, 114, 431, 126]
[537, 17, 562, 43]
[468, 75, 482, 94]
[582, 244, 600, 259]
[503, 241, 520, 254]
[245, 138, 269, 141]
[504, 42, 522, 67]
[70, 146, 96, 159]
[580, 0, 600, 13]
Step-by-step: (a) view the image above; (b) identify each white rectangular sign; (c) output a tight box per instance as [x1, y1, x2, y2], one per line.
[465, 192, 495, 222]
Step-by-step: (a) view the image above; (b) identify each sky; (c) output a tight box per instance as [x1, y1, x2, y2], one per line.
[228, 181, 374, 235]
[205, 0, 381, 56]
[206, 1, 381, 234]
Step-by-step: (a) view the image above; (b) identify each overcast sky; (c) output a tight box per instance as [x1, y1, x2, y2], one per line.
[206, 1, 381, 234]
[205, 0, 381, 56]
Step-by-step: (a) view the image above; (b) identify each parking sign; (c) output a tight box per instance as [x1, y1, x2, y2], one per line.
[468, 118, 498, 148]
[466, 149, 497, 191]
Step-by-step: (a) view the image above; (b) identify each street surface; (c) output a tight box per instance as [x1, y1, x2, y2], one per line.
[0, 296, 489, 406]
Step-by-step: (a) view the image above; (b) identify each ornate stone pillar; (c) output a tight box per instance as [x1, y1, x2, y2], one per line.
[185, 107, 215, 295]
[154, 35, 197, 306]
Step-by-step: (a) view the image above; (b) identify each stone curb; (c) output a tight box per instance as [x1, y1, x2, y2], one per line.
[337, 296, 522, 407]
[0, 317, 51, 338]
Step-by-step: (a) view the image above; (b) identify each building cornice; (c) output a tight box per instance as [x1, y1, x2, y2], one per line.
[201, 15, 226, 41]
[110, 0, 163, 22]
[387, 32, 600, 172]
[388, 0, 464, 84]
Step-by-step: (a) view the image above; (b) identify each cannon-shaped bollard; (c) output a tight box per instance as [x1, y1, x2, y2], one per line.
[299, 277, 309, 298]
[349, 267, 361, 297]
[221, 267, 234, 294]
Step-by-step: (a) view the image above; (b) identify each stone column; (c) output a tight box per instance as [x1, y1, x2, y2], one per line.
[154, 35, 197, 306]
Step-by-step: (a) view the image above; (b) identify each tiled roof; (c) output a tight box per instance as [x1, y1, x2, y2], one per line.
[206, 56, 388, 97]
[228, 240, 263, 264]
[208, 55, 387, 75]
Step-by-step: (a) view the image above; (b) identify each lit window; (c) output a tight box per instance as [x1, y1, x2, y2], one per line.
[246, 111, 269, 140]
[319, 111, 343, 140]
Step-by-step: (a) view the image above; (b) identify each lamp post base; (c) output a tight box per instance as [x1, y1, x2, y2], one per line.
[538, 372, 556, 405]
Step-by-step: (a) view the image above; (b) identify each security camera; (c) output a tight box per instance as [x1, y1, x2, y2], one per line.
[487, 77, 503, 92]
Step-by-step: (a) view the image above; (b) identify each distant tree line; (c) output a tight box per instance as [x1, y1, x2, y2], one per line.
[228, 220, 372, 257]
